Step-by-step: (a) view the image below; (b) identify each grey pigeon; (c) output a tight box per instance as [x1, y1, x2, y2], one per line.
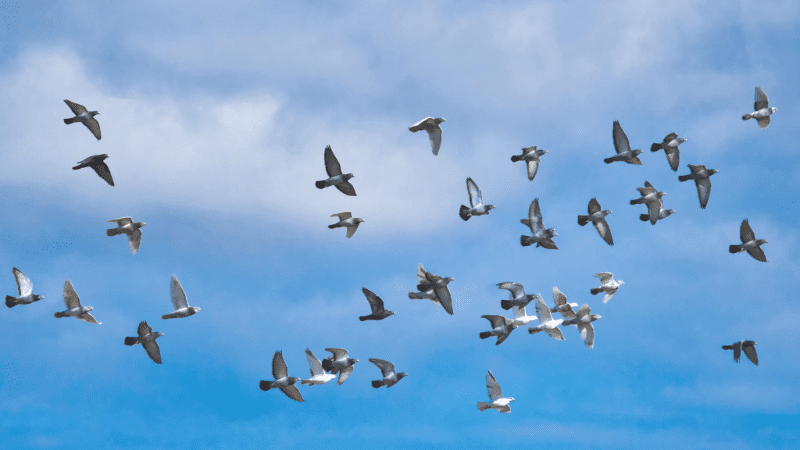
[605, 121, 643, 165]
[369, 358, 408, 388]
[5, 267, 44, 308]
[742, 87, 777, 129]
[577, 197, 613, 246]
[560, 304, 601, 348]
[496, 282, 539, 311]
[259, 351, 304, 402]
[359, 287, 395, 321]
[54, 280, 100, 324]
[722, 340, 758, 366]
[328, 212, 364, 239]
[315, 145, 356, 196]
[479, 314, 519, 345]
[650, 133, 686, 172]
[73, 154, 114, 186]
[521, 198, 558, 249]
[301, 349, 336, 386]
[321, 348, 359, 385]
[63, 99, 101, 140]
[124, 321, 164, 364]
[639, 197, 676, 225]
[520, 218, 557, 248]
[730, 219, 767, 262]
[415, 265, 454, 315]
[528, 296, 565, 340]
[591, 272, 624, 303]
[107, 217, 146, 254]
[511, 146, 548, 181]
[548, 286, 578, 315]
[477, 370, 514, 413]
[630, 181, 667, 225]
[678, 164, 718, 209]
[460, 177, 495, 221]
[409, 117, 446, 155]
[162, 275, 201, 320]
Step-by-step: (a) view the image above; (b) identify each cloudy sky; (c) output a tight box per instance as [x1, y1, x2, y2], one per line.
[1, 1, 799, 448]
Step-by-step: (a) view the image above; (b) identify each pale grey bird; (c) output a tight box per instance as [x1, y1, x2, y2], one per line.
[591, 272, 624, 303]
[124, 321, 164, 364]
[722, 340, 758, 366]
[369, 358, 408, 388]
[510, 304, 538, 326]
[415, 264, 454, 315]
[5, 267, 44, 308]
[477, 370, 515, 413]
[639, 197, 676, 225]
[678, 164, 718, 209]
[107, 217, 146, 254]
[479, 314, 519, 345]
[605, 121, 643, 165]
[528, 297, 565, 340]
[359, 287, 395, 321]
[460, 177, 495, 221]
[549, 286, 578, 315]
[496, 282, 539, 311]
[511, 146, 548, 181]
[742, 87, 777, 129]
[630, 181, 667, 225]
[650, 133, 686, 172]
[560, 304, 601, 348]
[578, 197, 613, 245]
[315, 145, 356, 196]
[54, 280, 100, 324]
[521, 198, 558, 249]
[301, 349, 336, 386]
[321, 348, 359, 385]
[162, 275, 201, 320]
[730, 219, 768, 262]
[328, 212, 364, 239]
[63, 99, 101, 140]
[259, 351, 304, 402]
[73, 154, 114, 186]
[409, 117, 446, 155]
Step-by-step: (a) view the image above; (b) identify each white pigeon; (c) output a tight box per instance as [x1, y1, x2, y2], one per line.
[409, 117, 446, 155]
[301, 349, 336, 386]
[477, 370, 515, 413]
[107, 217, 146, 254]
[742, 87, 777, 129]
[528, 297, 565, 340]
[591, 272, 624, 303]
[162, 275, 201, 319]
[54, 280, 100, 324]
[328, 212, 364, 239]
[510, 305, 537, 326]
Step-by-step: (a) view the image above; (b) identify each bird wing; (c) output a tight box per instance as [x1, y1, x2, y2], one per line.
[13, 267, 33, 296]
[427, 127, 443, 156]
[545, 326, 565, 340]
[330, 212, 352, 221]
[576, 304, 592, 317]
[63, 280, 81, 309]
[272, 351, 289, 379]
[612, 120, 631, 154]
[335, 181, 357, 197]
[362, 287, 386, 314]
[108, 217, 134, 226]
[434, 286, 454, 315]
[588, 197, 601, 215]
[754, 87, 769, 111]
[552, 286, 568, 307]
[665, 147, 680, 172]
[511, 305, 526, 319]
[325, 348, 349, 361]
[369, 358, 395, 377]
[746, 246, 768, 263]
[663, 133, 678, 143]
[280, 385, 305, 402]
[346, 222, 361, 239]
[143, 340, 162, 364]
[696, 177, 712, 209]
[416, 265, 428, 284]
[64, 99, 87, 115]
[482, 315, 506, 329]
[83, 118, 101, 140]
[647, 199, 662, 224]
[305, 349, 325, 376]
[594, 218, 614, 245]
[528, 198, 544, 233]
[594, 272, 613, 284]
[757, 116, 771, 129]
[91, 162, 115, 186]
[486, 370, 503, 401]
[733, 343, 742, 362]
[78, 312, 100, 324]
[323, 145, 343, 177]
[137, 321, 153, 337]
[534, 297, 554, 322]
[129, 228, 143, 254]
[742, 342, 758, 365]
[740, 219, 755, 243]
[526, 159, 540, 181]
[497, 282, 525, 299]
[579, 323, 595, 348]
[170, 275, 189, 310]
[466, 177, 482, 207]
[688, 164, 705, 174]
[409, 117, 432, 132]
[338, 365, 354, 385]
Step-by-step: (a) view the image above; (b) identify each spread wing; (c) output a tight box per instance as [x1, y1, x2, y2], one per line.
[663, 133, 678, 143]
[696, 177, 712, 209]
[466, 177, 482, 207]
[746, 246, 768, 262]
[142, 340, 162, 364]
[526, 159, 541, 181]
[528, 198, 544, 233]
[427, 127, 442, 155]
[362, 287, 386, 314]
[346, 222, 361, 238]
[128, 228, 142, 254]
[338, 365, 354, 385]
[740, 219, 755, 243]
[280, 385, 305, 402]
[497, 282, 525, 299]
[579, 323, 595, 348]
[416, 265, 428, 284]
[434, 286, 454, 315]
[83, 117, 101, 140]
[272, 351, 289, 379]
[588, 197, 601, 214]
[108, 217, 134, 226]
[330, 212, 352, 221]
[742, 342, 758, 365]
[78, 312, 100, 324]
[409, 117, 432, 132]
[534, 297, 554, 322]
[594, 218, 613, 245]
[63, 280, 82, 309]
[13, 267, 33, 296]
[486, 370, 503, 401]
[335, 181, 357, 197]
[482, 315, 506, 329]
[170, 275, 189, 309]
[64, 99, 87, 115]
[754, 87, 769, 111]
[325, 348, 349, 361]
[323, 145, 342, 177]
[369, 358, 396, 377]
[594, 272, 614, 284]
[612, 120, 631, 154]
[664, 147, 680, 172]
[137, 321, 153, 337]
[305, 349, 325, 376]
[91, 162, 114, 186]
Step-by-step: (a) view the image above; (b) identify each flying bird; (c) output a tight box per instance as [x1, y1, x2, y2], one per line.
[722, 340, 758, 366]
[459, 177, 495, 221]
[510, 305, 538, 327]
[415, 265, 454, 315]
[730, 219, 768, 262]
[359, 287, 395, 321]
[650, 133, 686, 172]
[742, 87, 777, 129]
[521, 198, 558, 249]
[409, 117, 446, 155]
[678, 164, 718, 209]
[63, 99, 101, 140]
[73, 154, 114, 186]
[560, 304, 601, 348]
[496, 282, 539, 311]
[477, 370, 515, 413]
[301, 349, 337, 386]
[107, 217, 146, 254]
[548, 286, 578, 315]
[328, 212, 364, 239]
[528, 296, 565, 340]
[408, 289, 439, 303]
[315, 145, 356, 196]
[162, 275, 201, 320]
[511, 146, 548, 181]
[5, 267, 44, 308]
[591, 272, 624, 303]
[124, 321, 164, 364]
[369, 358, 408, 388]
[259, 351, 304, 402]
[639, 198, 676, 225]
[54, 280, 100, 324]
[479, 315, 519, 346]
[605, 121, 643, 165]
[577, 197, 613, 245]
[520, 218, 558, 248]
[630, 181, 667, 224]
[321, 348, 359, 385]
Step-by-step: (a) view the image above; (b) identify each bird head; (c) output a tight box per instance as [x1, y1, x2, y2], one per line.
[487, 205, 496, 211]
[86, 306, 94, 311]
[90, 111, 100, 117]
[100, 154, 109, 159]
[156, 332, 165, 338]
[444, 277, 454, 284]
[397, 372, 409, 380]
[34, 295, 44, 301]
[633, 149, 644, 156]
[678, 138, 687, 145]
[618, 280, 625, 285]
[710, 169, 719, 175]
[508, 397, 516, 402]
[355, 218, 365, 223]
[349, 358, 360, 365]
[590, 314, 602, 321]
[603, 210, 612, 215]
[770, 107, 778, 114]
[757, 239, 768, 245]
[436, 118, 446, 124]
[540, 149, 548, 154]
[344, 173, 354, 180]
[136, 222, 147, 228]
[191, 306, 202, 314]
[290, 377, 301, 384]
[387, 311, 396, 317]
[665, 210, 676, 217]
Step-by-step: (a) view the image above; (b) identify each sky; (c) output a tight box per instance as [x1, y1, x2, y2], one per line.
[0, 0, 799, 448]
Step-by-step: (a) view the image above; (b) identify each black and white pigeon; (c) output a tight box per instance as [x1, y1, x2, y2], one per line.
[5, 268, 44, 308]
[549, 286, 578, 315]
[315, 145, 356, 196]
[409, 117, 446, 155]
[63, 99, 101, 140]
[359, 288, 395, 321]
[577, 198, 613, 245]
[259, 351, 304, 402]
[528, 296, 565, 340]
[591, 272, 624, 303]
[742, 87, 777, 129]
[107, 217, 146, 254]
[605, 121, 643, 165]
[722, 340, 758, 366]
[54, 280, 100, 324]
[730, 219, 768, 262]
[328, 212, 364, 239]
[650, 133, 686, 171]
[321, 348, 359, 385]
[497, 282, 539, 311]
[511, 146, 548, 181]
[162, 275, 201, 320]
[560, 304, 601, 348]
[477, 370, 514, 413]
[479, 314, 519, 345]
[124, 321, 164, 364]
[369, 358, 408, 388]
[301, 349, 336, 386]
[415, 265, 454, 315]
[521, 198, 558, 249]
[639, 197, 676, 225]
[678, 164, 718, 209]
[73, 154, 114, 186]
[630, 181, 667, 224]
[460, 177, 495, 221]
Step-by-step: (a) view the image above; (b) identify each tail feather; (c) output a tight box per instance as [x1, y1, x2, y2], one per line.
[72, 164, 84, 170]
[315, 180, 327, 189]
[359, 315, 369, 321]
[630, 198, 643, 205]
[408, 292, 424, 299]
[604, 157, 615, 164]
[528, 328, 542, 335]
[107, 228, 121, 236]
[371, 380, 384, 388]
[639, 214, 651, 222]
[124, 337, 137, 346]
[459, 205, 471, 221]
[500, 300, 514, 310]
[259, 380, 273, 391]
[5, 296, 17, 308]
[722, 345, 734, 350]
[511, 155, 523, 162]
[521, 235, 534, 247]
[64, 117, 77, 124]
[729, 245, 742, 254]
[54, 311, 69, 318]
[678, 175, 691, 182]
[650, 143, 662, 152]
[478, 402, 491, 411]
[590, 288, 602, 295]
[328, 224, 339, 229]
[577, 215, 589, 226]
[742, 114, 752, 121]
[479, 331, 493, 339]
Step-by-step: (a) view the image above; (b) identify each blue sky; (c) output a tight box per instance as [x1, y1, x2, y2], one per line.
[1, 1, 799, 448]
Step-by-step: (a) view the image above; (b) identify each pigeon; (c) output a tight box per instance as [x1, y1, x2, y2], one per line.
[591, 272, 624, 303]
[315, 145, 356, 196]
[630, 181, 667, 224]
[577, 197, 614, 245]
[54, 280, 100, 324]
[521, 198, 558, 249]
[650, 133, 686, 172]
[477, 370, 515, 413]
[511, 146, 548, 181]
[459, 177, 495, 221]
[73, 154, 114, 186]
[729, 219, 768, 262]
[678, 164, 718, 209]
[722, 340, 758, 366]
[479, 314, 519, 345]
[359, 287, 395, 321]
[63, 99, 101, 140]
[560, 304, 601, 348]
[259, 351, 304, 402]
[107, 217, 146, 254]
[415, 265, 454, 315]
[520, 219, 558, 248]
[321, 348, 359, 385]
[409, 117, 446, 155]
[496, 282, 539, 311]
[301, 349, 337, 386]
[605, 121, 643, 165]
[510, 305, 538, 327]
[369, 358, 408, 388]
[548, 286, 578, 315]
[328, 212, 364, 239]
[124, 321, 164, 364]
[5, 268, 44, 308]
[528, 297, 565, 340]
[639, 197, 676, 225]
[162, 275, 201, 320]
[742, 87, 777, 129]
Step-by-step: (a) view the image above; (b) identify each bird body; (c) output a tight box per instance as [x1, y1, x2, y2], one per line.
[577, 197, 613, 245]
[605, 121, 643, 164]
[259, 351, 304, 402]
[650, 133, 685, 171]
[321, 348, 359, 385]
[359, 287, 395, 321]
[639, 197, 676, 225]
[591, 272, 624, 303]
[301, 349, 337, 386]
[328, 212, 364, 238]
[742, 87, 777, 129]
[497, 282, 539, 310]
[678, 164, 718, 209]
[479, 314, 519, 345]
[63, 99, 101, 140]
[369, 358, 408, 388]
[54, 280, 100, 324]
[730, 219, 768, 262]
[107, 217, 146, 253]
[511, 146, 548, 181]
[409, 117, 446, 155]
[722, 340, 758, 365]
[521, 198, 558, 249]
[162, 275, 201, 319]
[73, 154, 114, 186]
[414, 265, 454, 315]
[459, 177, 495, 221]
[5, 267, 44, 308]
[315, 145, 356, 196]
[477, 370, 515, 413]
[124, 321, 164, 364]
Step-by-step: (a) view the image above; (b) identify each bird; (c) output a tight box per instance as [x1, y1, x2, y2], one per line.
[528, 296, 565, 340]
[54, 280, 100, 324]
[459, 177, 495, 221]
[521, 198, 558, 249]
[107, 217, 146, 254]
[63, 99, 101, 140]
[259, 351, 304, 402]
[409, 117, 446, 155]
[328, 212, 364, 239]
[369, 358, 408, 388]
[5, 267, 44, 308]
[315, 145, 356, 196]
[321, 348, 359, 385]
[408, 289, 439, 303]
[511, 146, 548, 181]
[639, 197, 676, 225]
[520, 218, 558, 248]
[591, 272, 624, 303]
[630, 181, 667, 225]
[496, 282, 539, 311]
[650, 133, 686, 172]
[605, 120, 643, 165]
[73, 154, 114, 186]
[479, 315, 519, 345]
[301, 349, 337, 386]
[510, 305, 538, 327]
[548, 286, 578, 315]
[477, 370, 514, 413]
[162, 275, 201, 320]
[577, 197, 613, 245]
[124, 321, 164, 364]
[742, 87, 777, 129]
[722, 341, 758, 366]
[730, 219, 768, 262]
[359, 287, 395, 321]
[678, 164, 718, 209]
[560, 304, 601, 348]
[415, 265, 454, 315]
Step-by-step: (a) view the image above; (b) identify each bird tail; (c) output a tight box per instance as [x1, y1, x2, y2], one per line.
[603, 293, 613, 303]
[259, 380, 274, 391]
[650, 143, 662, 152]
[479, 331, 493, 340]
[371, 380, 384, 388]
[477, 402, 491, 411]
[510, 155, 523, 162]
[64, 117, 78, 124]
[328, 223, 341, 229]
[630, 198, 644, 205]
[729, 245, 743, 254]
[315, 180, 327, 189]
[106, 228, 122, 236]
[124, 337, 138, 346]
[528, 328, 542, 335]
[639, 214, 651, 222]
[577, 215, 589, 226]
[459, 205, 471, 221]
[500, 300, 514, 310]
[359, 315, 369, 321]
[408, 292, 425, 299]
[72, 164, 84, 170]
[742, 114, 752, 121]
[590, 287, 602, 295]
[603, 157, 615, 164]
[520, 235, 534, 247]
[54, 311, 69, 318]
[678, 174, 692, 182]
[5, 296, 17, 308]
[321, 359, 333, 372]
[722, 345, 734, 350]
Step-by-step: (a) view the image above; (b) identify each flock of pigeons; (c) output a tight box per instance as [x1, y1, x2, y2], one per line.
[4, 89, 774, 410]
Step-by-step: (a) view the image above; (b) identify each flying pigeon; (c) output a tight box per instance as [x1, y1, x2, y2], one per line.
[321, 348, 359, 385]
[591, 272, 624, 303]
[415, 265, 454, 315]
[73, 154, 114, 186]
[630, 181, 667, 224]
[742, 87, 777, 129]
[479, 314, 519, 345]
[560, 304, 601, 348]
[520, 218, 558, 248]
[605, 121, 643, 165]
[63, 99, 101, 140]
[328, 212, 364, 239]
[510, 305, 538, 326]
[259, 351, 304, 402]
[577, 197, 613, 245]
[496, 282, 539, 311]
[315, 145, 356, 196]
[107, 217, 146, 254]
[722, 340, 758, 366]
[511, 146, 548, 181]
[369, 358, 408, 388]
[477, 370, 514, 413]
[459, 177, 495, 221]
[549, 286, 578, 315]
[521, 198, 558, 249]
[5, 267, 44, 308]
[650, 133, 686, 171]
[730, 219, 767, 262]
[124, 321, 164, 364]
[54, 280, 100, 324]
[528, 296, 565, 340]
[301, 349, 336, 386]
[409, 117, 446, 155]
[678, 164, 718, 209]
[639, 197, 676, 225]
[359, 287, 395, 321]
[162, 275, 201, 320]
